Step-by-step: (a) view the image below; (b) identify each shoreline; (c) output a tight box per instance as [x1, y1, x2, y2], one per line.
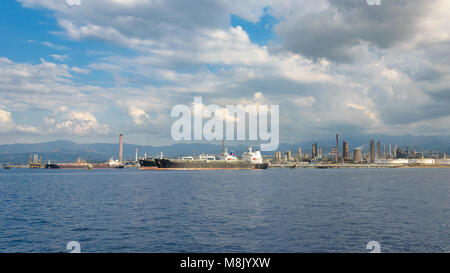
[269, 163, 450, 169]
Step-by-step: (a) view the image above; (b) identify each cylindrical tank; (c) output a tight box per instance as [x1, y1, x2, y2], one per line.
[354, 148, 362, 163]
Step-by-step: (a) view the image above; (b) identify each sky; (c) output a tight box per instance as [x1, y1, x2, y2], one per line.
[0, 0, 449, 146]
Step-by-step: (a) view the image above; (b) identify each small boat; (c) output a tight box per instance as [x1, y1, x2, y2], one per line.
[108, 158, 125, 169]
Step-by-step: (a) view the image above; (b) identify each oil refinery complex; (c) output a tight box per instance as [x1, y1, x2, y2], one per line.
[271, 134, 450, 168]
[2, 133, 450, 170]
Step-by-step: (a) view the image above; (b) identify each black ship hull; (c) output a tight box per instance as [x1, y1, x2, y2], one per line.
[139, 158, 159, 170]
[152, 158, 268, 170]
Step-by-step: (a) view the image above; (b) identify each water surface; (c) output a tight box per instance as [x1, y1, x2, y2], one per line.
[0, 168, 449, 253]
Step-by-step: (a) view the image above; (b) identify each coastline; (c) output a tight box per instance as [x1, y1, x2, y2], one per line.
[269, 163, 450, 169]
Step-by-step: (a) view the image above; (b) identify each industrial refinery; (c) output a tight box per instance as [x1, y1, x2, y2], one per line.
[3, 133, 450, 170]
[270, 134, 450, 168]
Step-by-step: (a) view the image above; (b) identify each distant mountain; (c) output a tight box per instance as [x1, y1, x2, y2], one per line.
[0, 135, 449, 164]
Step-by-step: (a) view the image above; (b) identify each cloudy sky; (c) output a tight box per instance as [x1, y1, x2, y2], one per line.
[0, 0, 449, 145]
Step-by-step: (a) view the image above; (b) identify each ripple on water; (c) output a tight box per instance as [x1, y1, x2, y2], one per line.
[0, 168, 449, 252]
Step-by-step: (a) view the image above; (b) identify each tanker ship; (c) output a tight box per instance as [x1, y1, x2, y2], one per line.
[139, 148, 268, 170]
[45, 157, 124, 169]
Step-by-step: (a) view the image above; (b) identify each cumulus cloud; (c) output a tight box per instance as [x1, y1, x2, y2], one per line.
[0, 108, 13, 129]
[128, 107, 150, 125]
[3, 0, 450, 144]
[0, 108, 39, 134]
[45, 107, 109, 135]
[0, 57, 96, 112]
[273, 0, 436, 63]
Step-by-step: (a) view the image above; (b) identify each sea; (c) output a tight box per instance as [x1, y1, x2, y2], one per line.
[0, 168, 449, 253]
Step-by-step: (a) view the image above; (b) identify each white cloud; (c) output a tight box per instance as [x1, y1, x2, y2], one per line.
[4, 0, 450, 144]
[0, 108, 13, 127]
[128, 107, 150, 125]
[0, 108, 40, 134]
[50, 54, 69, 61]
[45, 108, 109, 135]
[27, 40, 68, 51]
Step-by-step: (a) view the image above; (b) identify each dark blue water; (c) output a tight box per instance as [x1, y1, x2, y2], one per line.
[0, 168, 449, 253]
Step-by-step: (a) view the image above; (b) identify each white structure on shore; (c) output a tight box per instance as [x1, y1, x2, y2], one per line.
[438, 160, 450, 165]
[408, 159, 436, 165]
[199, 154, 216, 161]
[375, 158, 436, 165]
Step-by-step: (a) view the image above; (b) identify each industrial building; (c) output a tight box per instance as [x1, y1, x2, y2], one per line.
[275, 152, 282, 160]
[343, 141, 350, 160]
[312, 143, 317, 159]
[285, 151, 293, 161]
[370, 140, 375, 163]
[335, 134, 339, 162]
[377, 141, 381, 159]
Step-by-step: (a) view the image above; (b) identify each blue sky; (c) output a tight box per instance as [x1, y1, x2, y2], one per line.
[0, 1, 277, 78]
[230, 8, 279, 46]
[0, 0, 449, 146]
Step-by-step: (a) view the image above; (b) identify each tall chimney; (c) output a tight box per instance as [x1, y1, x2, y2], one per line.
[135, 147, 138, 162]
[377, 141, 381, 158]
[370, 140, 375, 163]
[336, 134, 339, 162]
[119, 134, 123, 164]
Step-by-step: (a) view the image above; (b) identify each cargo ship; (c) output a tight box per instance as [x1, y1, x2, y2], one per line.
[138, 157, 159, 170]
[139, 148, 269, 170]
[45, 158, 124, 169]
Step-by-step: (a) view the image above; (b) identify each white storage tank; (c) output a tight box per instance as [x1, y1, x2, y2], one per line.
[408, 159, 435, 165]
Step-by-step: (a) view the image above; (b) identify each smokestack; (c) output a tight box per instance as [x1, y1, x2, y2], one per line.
[343, 141, 349, 160]
[336, 134, 339, 162]
[135, 147, 138, 162]
[370, 140, 375, 163]
[312, 143, 317, 159]
[119, 134, 123, 164]
[377, 141, 381, 159]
